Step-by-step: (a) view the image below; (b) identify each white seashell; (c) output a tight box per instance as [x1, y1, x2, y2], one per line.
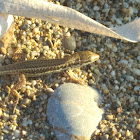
[0, 13, 13, 39]
[0, 0, 139, 42]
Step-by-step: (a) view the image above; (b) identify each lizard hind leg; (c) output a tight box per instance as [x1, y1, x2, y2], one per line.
[10, 74, 26, 113]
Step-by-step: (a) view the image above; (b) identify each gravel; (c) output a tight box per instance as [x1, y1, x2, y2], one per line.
[0, 0, 139, 140]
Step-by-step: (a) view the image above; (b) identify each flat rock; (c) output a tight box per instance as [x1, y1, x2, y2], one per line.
[47, 83, 104, 140]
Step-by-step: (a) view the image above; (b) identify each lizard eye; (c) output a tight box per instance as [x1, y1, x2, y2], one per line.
[90, 54, 99, 61]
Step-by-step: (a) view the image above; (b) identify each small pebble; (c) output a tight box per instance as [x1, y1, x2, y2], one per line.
[126, 76, 134, 82]
[33, 27, 40, 34]
[94, 69, 102, 76]
[22, 119, 28, 127]
[106, 115, 114, 120]
[76, 3, 82, 9]
[108, 64, 112, 69]
[137, 56, 140, 61]
[132, 68, 140, 76]
[111, 70, 116, 76]
[43, 45, 50, 51]
[60, 0, 65, 4]
[9, 124, 17, 131]
[136, 124, 140, 130]
[63, 32, 76, 51]
[0, 47, 7, 55]
[116, 100, 121, 106]
[0, 109, 2, 117]
[134, 86, 140, 91]
[22, 130, 27, 135]
[123, 2, 129, 8]
[117, 107, 122, 113]
[3, 113, 9, 120]
[129, 97, 135, 102]
[126, 130, 131, 137]
[31, 80, 37, 86]
[14, 130, 20, 137]
[115, 85, 119, 90]
[138, 96, 140, 102]
[28, 119, 33, 125]
[115, 18, 122, 25]
[22, 98, 31, 105]
[102, 89, 109, 94]
[93, 6, 100, 11]
[45, 87, 54, 93]
[129, 7, 134, 15]
[119, 60, 128, 65]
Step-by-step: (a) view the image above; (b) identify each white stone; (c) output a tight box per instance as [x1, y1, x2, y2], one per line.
[22, 118, 28, 127]
[104, 3, 109, 9]
[26, 20, 32, 25]
[116, 18, 122, 25]
[0, 109, 2, 117]
[123, 2, 129, 8]
[3, 113, 9, 120]
[132, 68, 140, 76]
[108, 64, 112, 69]
[129, 59, 134, 64]
[47, 83, 104, 140]
[112, 46, 118, 52]
[31, 51, 40, 58]
[136, 124, 140, 130]
[115, 85, 119, 90]
[114, 80, 119, 84]
[129, 97, 135, 102]
[116, 100, 121, 106]
[0, 136, 3, 140]
[136, 0, 140, 3]
[31, 80, 37, 86]
[94, 69, 102, 76]
[107, 44, 113, 49]
[14, 130, 20, 137]
[133, 8, 138, 14]
[134, 86, 140, 91]
[93, 6, 100, 11]
[76, 3, 82, 9]
[100, 48, 104, 52]
[137, 56, 140, 61]
[128, 63, 132, 67]
[122, 88, 126, 92]
[10, 124, 17, 131]
[43, 45, 50, 51]
[28, 119, 33, 125]
[129, 7, 134, 15]
[119, 60, 128, 65]
[111, 70, 116, 76]
[126, 76, 134, 82]
[101, 84, 107, 89]
[122, 70, 126, 74]
[22, 130, 27, 135]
